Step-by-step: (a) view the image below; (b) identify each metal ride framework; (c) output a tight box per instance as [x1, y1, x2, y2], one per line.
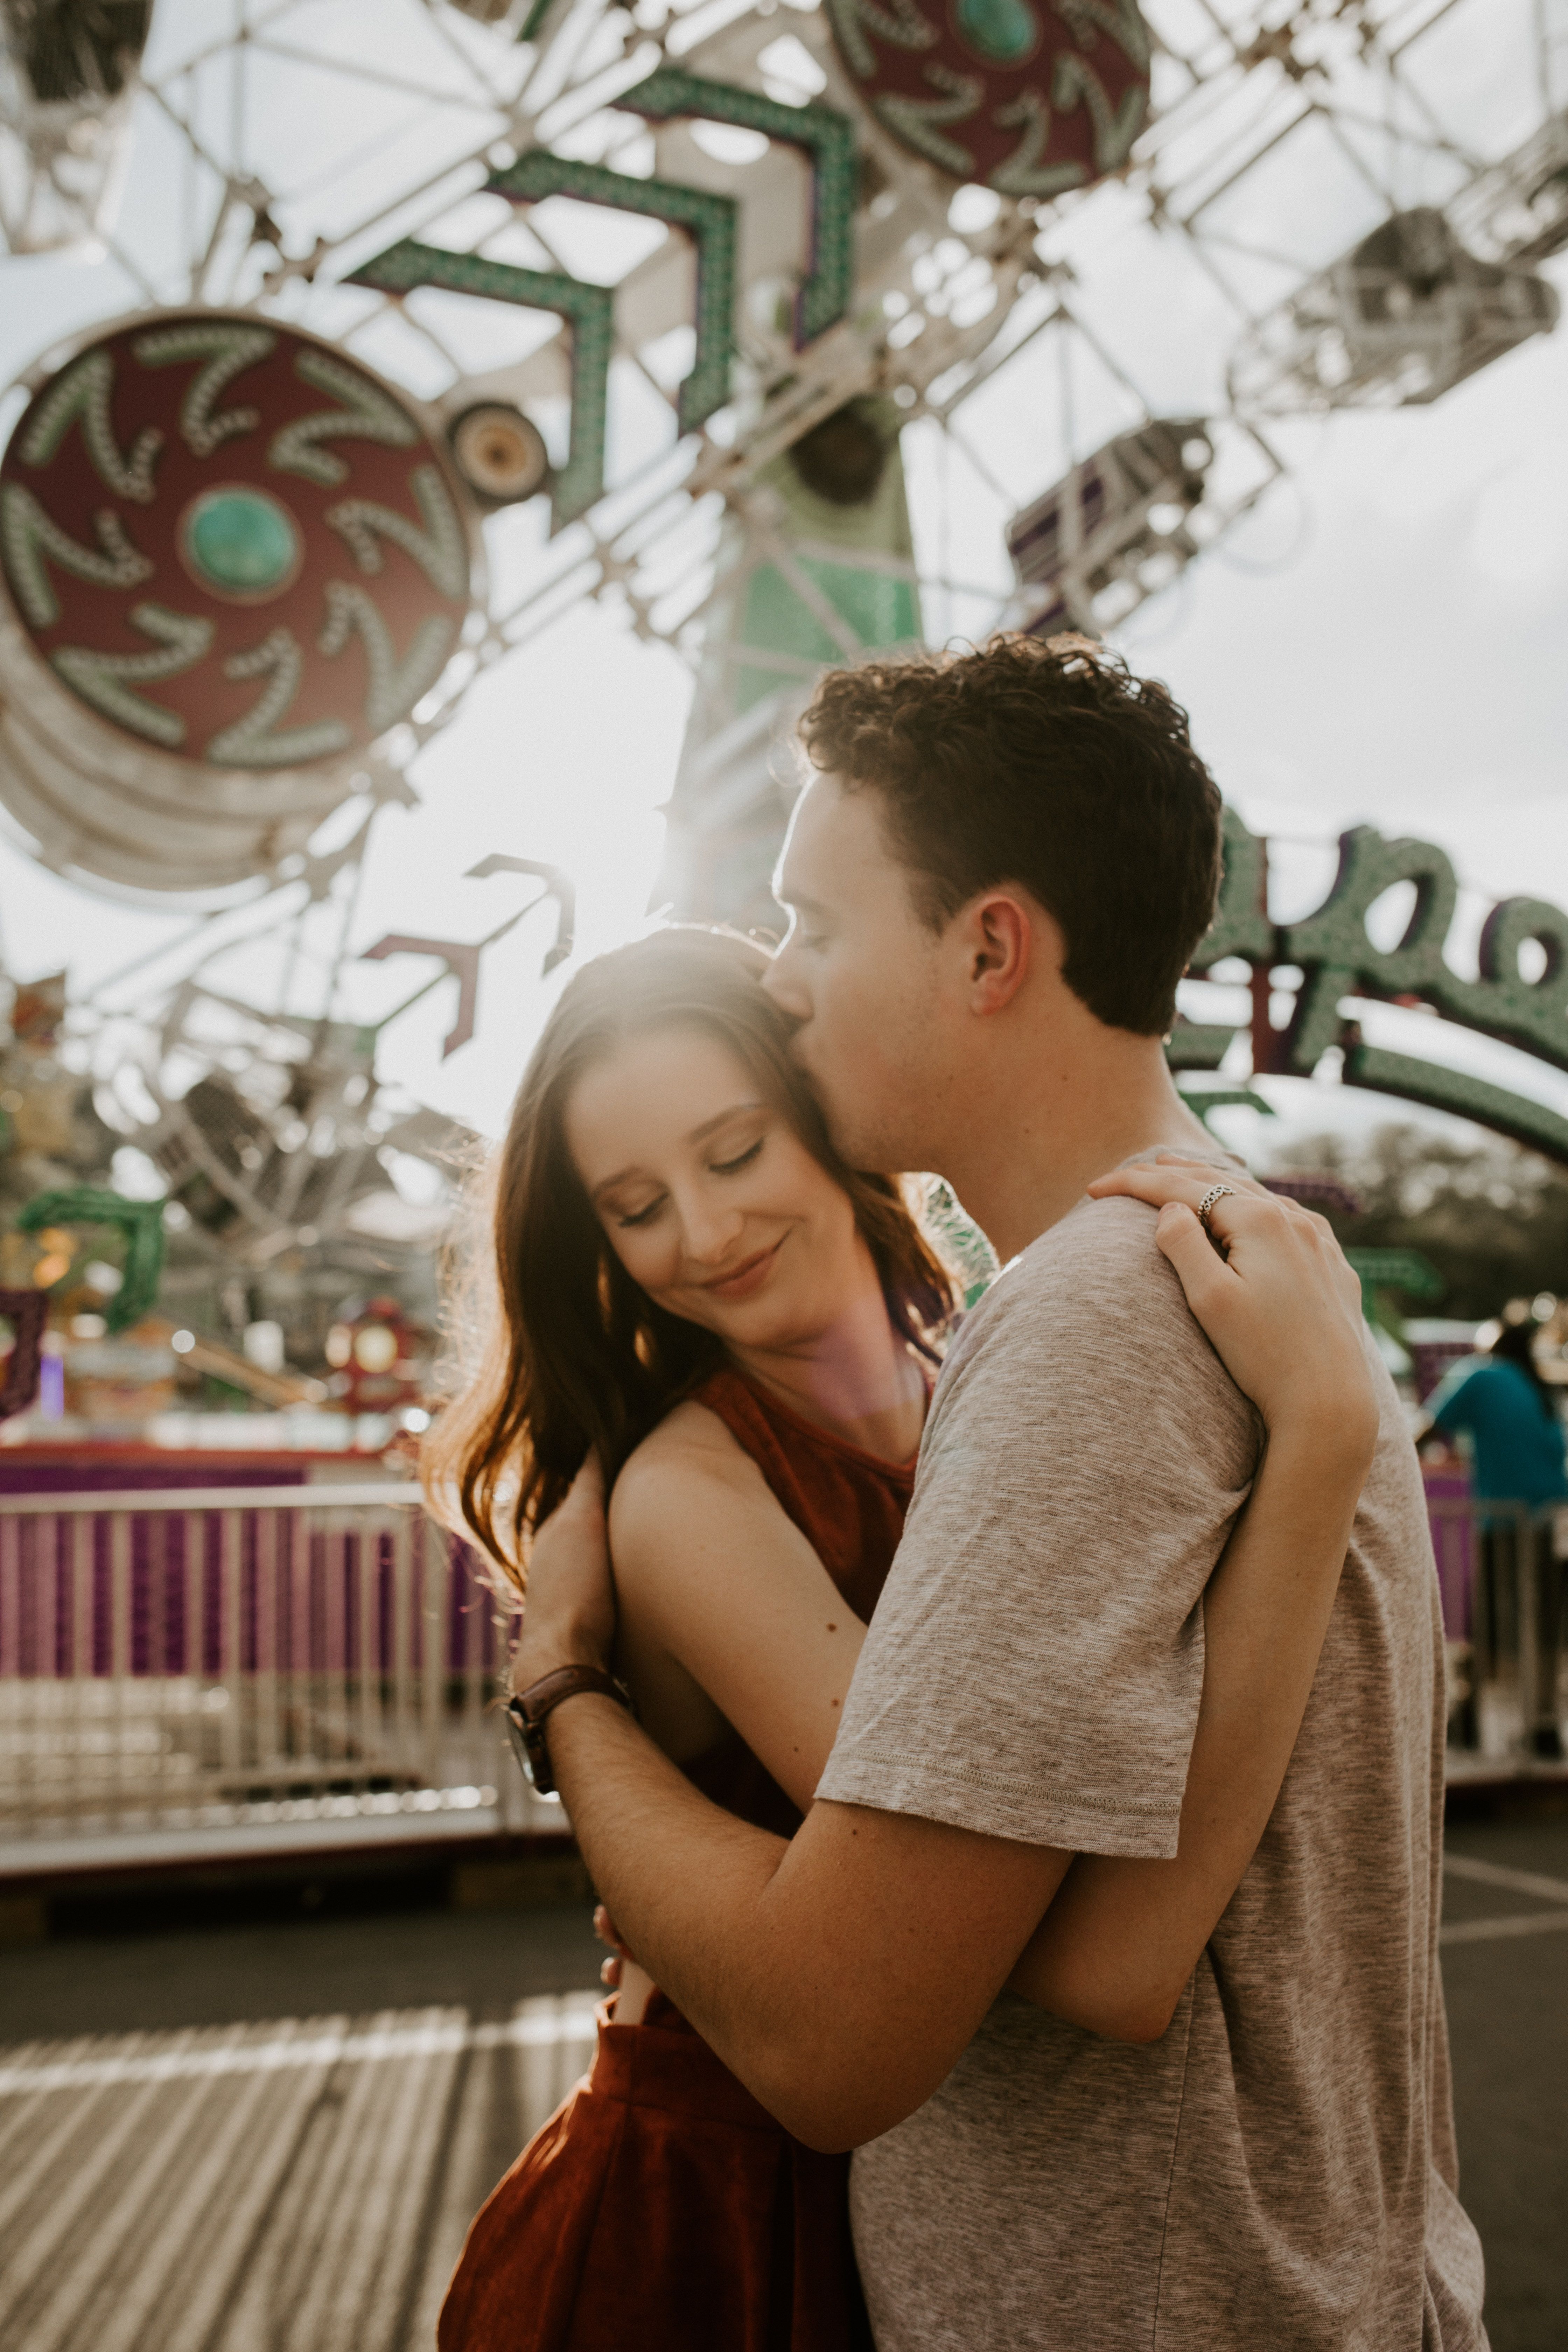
[0, 0, 1564, 1262]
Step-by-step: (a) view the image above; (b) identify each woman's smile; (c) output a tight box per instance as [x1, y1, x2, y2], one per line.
[699, 1234, 788, 1302]
[564, 1026, 869, 1352]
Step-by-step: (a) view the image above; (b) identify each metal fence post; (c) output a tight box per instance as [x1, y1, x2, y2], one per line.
[421, 1512, 446, 1794]
[109, 1510, 131, 1827]
[219, 1509, 243, 1792]
[1517, 1505, 1541, 1752]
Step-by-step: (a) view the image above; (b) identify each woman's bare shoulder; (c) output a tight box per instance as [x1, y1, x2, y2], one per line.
[610, 1400, 768, 1533]
[608, 1404, 784, 1617]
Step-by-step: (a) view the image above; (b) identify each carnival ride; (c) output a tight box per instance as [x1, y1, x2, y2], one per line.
[0, 0, 1563, 1427]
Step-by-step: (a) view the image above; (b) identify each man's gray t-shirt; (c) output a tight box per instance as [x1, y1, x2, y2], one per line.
[817, 1188, 1486, 2351]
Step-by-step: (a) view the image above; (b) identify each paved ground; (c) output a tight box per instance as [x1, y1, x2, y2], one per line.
[0, 1902, 607, 2352]
[1441, 1814, 1568, 2352]
[0, 1818, 1564, 2351]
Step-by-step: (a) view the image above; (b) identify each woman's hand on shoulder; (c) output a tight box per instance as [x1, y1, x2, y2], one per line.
[1087, 1155, 1380, 1470]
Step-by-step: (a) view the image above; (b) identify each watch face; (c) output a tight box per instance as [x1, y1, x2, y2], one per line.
[503, 1698, 539, 1789]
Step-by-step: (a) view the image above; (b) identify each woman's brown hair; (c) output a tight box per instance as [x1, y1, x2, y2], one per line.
[421, 925, 957, 1594]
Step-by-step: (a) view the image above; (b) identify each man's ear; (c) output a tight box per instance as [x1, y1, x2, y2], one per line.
[961, 891, 1046, 1014]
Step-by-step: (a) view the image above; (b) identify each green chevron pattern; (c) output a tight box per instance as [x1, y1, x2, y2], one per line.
[486, 152, 738, 435]
[346, 241, 612, 526]
[619, 66, 856, 345]
[346, 70, 856, 528]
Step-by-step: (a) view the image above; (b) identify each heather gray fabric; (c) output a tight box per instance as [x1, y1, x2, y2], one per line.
[818, 1183, 1487, 2351]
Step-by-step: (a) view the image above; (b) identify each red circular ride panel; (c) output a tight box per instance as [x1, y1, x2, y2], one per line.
[825, 0, 1151, 196]
[0, 314, 471, 771]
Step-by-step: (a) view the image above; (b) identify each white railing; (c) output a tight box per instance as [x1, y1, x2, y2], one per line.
[3, 1483, 1560, 1849]
[0, 1484, 561, 1846]
[1427, 1496, 1568, 1769]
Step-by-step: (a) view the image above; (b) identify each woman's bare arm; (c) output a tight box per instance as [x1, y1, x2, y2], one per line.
[608, 1401, 866, 1814]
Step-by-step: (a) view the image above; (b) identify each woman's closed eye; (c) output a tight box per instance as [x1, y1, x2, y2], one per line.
[605, 1128, 765, 1226]
[614, 1192, 666, 1229]
[711, 1137, 764, 1177]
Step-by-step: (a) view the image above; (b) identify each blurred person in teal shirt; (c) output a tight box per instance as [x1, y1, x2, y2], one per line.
[1426, 1315, 1568, 1757]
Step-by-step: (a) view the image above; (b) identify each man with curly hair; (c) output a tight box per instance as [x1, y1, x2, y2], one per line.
[510, 635, 1485, 2350]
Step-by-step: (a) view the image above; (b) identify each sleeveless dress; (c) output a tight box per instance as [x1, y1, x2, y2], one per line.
[437, 1365, 918, 2352]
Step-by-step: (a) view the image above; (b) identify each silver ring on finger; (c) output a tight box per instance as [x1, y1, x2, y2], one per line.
[1196, 1183, 1236, 1233]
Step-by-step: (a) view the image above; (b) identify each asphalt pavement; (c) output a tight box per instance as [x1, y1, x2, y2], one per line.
[1441, 1812, 1568, 2352]
[0, 1816, 1563, 2350]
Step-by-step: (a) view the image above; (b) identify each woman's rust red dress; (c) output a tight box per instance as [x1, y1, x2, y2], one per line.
[438, 1366, 917, 2352]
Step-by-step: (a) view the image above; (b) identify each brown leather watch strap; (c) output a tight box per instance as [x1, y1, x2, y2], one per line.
[505, 1666, 636, 1798]
[513, 1664, 634, 1729]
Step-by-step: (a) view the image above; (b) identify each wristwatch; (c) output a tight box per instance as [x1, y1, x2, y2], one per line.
[503, 1665, 637, 1798]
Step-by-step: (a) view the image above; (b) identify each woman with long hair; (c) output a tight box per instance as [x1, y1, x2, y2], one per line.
[424, 923, 1379, 2352]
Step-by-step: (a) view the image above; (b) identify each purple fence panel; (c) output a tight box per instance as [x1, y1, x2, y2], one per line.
[0, 1482, 561, 1842]
[0, 1505, 496, 1684]
[1425, 1472, 1476, 1640]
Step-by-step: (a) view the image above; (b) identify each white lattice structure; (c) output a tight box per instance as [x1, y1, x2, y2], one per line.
[0, 0, 1555, 1187]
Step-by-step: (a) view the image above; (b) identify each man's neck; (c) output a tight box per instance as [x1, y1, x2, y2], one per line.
[934, 1028, 1217, 1265]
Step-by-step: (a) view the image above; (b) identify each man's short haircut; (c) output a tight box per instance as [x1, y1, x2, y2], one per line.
[797, 633, 1223, 1036]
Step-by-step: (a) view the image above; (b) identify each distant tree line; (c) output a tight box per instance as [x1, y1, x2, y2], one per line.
[1269, 1123, 1568, 1323]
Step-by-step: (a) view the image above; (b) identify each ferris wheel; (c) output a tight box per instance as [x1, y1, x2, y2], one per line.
[0, 0, 1560, 1268]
